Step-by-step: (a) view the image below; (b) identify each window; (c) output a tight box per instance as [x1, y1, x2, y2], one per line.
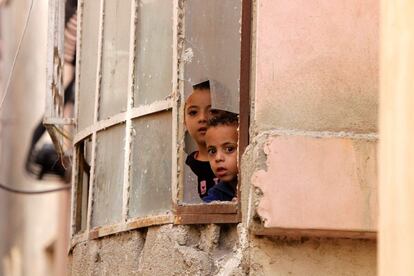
[44, 0, 70, 156]
[69, 0, 251, 244]
[177, 0, 245, 222]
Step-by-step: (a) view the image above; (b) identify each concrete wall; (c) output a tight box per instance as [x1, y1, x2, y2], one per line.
[245, 0, 378, 274]
[69, 224, 244, 276]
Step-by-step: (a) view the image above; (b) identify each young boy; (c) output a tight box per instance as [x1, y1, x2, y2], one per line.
[202, 112, 238, 203]
[185, 81, 222, 199]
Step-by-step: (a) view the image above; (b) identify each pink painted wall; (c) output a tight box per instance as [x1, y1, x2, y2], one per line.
[246, 0, 379, 273]
[248, 0, 379, 237]
[252, 136, 377, 233]
[254, 0, 379, 132]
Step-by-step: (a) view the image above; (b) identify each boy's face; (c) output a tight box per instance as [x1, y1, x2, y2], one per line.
[185, 89, 220, 145]
[205, 125, 238, 182]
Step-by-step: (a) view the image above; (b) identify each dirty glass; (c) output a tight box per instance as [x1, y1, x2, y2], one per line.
[129, 112, 172, 217]
[183, 0, 242, 113]
[77, 0, 100, 130]
[91, 124, 125, 227]
[99, 0, 131, 120]
[134, 0, 173, 106]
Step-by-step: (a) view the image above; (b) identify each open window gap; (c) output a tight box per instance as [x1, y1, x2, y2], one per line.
[175, 0, 248, 225]
[73, 137, 92, 235]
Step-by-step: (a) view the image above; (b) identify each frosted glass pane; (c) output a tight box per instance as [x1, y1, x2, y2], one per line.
[134, 0, 173, 106]
[77, 0, 100, 130]
[92, 124, 125, 227]
[183, 0, 242, 113]
[99, 0, 131, 120]
[129, 112, 172, 217]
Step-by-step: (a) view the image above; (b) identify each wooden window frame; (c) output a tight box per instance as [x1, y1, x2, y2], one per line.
[69, 0, 252, 249]
[174, 0, 252, 225]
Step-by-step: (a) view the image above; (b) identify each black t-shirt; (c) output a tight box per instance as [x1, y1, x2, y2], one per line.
[185, 151, 219, 199]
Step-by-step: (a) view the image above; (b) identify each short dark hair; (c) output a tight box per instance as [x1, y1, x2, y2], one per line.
[207, 111, 239, 128]
[192, 80, 210, 91]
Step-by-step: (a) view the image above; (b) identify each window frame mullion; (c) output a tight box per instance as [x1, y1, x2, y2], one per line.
[85, 0, 105, 232]
[121, 0, 138, 222]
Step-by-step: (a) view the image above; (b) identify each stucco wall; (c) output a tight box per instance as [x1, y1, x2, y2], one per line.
[249, 237, 376, 275]
[253, 0, 378, 133]
[246, 0, 378, 274]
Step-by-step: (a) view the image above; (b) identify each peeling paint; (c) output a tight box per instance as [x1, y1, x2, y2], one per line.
[250, 135, 378, 235]
[182, 47, 194, 63]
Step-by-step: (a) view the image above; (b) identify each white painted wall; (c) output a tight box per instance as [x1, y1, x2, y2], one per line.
[0, 1, 63, 275]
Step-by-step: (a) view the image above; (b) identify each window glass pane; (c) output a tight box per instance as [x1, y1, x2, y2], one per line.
[92, 124, 125, 227]
[183, 0, 242, 113]
[77, 0, 100, 130]
[129, 112, 172, 217]
[99, 0, 131, 120]
[134, 0, 173, 106]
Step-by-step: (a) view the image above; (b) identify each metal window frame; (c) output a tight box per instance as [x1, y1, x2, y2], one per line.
[69, 0, 252, 249]
[70, 0, 175, 244]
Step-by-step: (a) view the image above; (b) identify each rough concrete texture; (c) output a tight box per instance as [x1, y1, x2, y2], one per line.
[254, 0, 378, 133]
[70, 238, 101, 275]
[250, 236, 376, 276]
[252, 135, 377, 232]
[137, 224, 243, 276]
[70, 231, 145, 275]
[69, 224, 244, 276]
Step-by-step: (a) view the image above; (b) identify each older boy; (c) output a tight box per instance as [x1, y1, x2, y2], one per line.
[185, 81, 222, 199]
[202, 112, 238, 203]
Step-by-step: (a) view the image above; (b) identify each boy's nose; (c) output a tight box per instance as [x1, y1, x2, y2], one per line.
[198, 111, 208, 122]
[215, 151, 224, 162]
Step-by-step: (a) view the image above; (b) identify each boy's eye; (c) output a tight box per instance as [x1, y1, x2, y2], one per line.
[224, 146, 236, 153]
[187, 110, 197, 116]
[207, 147, 217, 155]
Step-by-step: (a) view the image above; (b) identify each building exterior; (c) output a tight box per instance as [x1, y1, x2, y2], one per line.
[67, 0, 379, 275]
[1, 0, 413, 275]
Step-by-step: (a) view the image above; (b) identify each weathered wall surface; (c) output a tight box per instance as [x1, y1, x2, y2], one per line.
[69, 224, 244, 276]
[249, 237, 376, 275]
[246, 0, 379, 274]
[253, 0, 378, 133]
[69, 224, 376, 276]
